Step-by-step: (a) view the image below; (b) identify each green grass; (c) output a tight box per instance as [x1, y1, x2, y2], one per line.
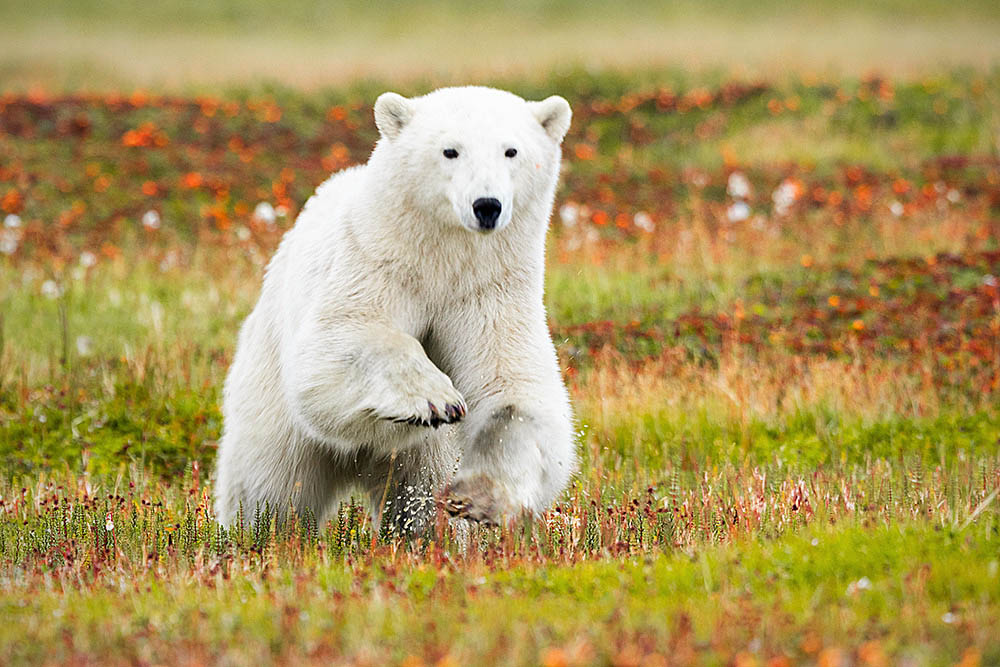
[3, 515, 997, 664]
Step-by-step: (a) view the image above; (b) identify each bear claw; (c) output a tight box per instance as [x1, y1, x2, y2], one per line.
[387, 400, 465, 428]
[443, 402, 466, 421]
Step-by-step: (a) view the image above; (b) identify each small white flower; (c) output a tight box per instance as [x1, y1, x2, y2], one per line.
[0, 230, 17, 255]
[942, 612, 956, 624]
[727, 171, 751, 199]
[984, 275, 998, 287]
[846, 576, 872, 595]
[811, 538, 819, 546]
[41, 279, 62, 299]
[727, 201, 751, 222]
[559, 202, 579, 227]
[633, 211, 655, 232]
[236, 225, 251, 241]
[772, 180, 799, 216]
[3, 213, 21, 228]
[76, 335, 94, 357]
[889, 201, 904, 217]
[79, 251, 97, 268]
[142, 210, 161, 230]
[105, 512, 114, 532]
[253, 201, 277, 226]
[946, 188, 961, 203]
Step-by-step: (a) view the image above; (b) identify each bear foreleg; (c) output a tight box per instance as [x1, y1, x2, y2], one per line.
[286, 319, 467, 456]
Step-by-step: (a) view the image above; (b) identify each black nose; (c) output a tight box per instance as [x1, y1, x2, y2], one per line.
[472, 197, 502, 230]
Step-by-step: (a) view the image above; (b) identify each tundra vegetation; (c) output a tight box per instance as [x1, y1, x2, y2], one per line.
[1, 5, 1000, 664]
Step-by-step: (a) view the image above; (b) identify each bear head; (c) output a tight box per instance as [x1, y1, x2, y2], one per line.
[371, 86, 571, 235]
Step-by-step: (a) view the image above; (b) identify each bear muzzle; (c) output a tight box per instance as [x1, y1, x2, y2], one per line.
[472, 197, 502, 231]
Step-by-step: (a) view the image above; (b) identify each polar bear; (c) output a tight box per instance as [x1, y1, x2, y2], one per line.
[213, 86, 576, 534]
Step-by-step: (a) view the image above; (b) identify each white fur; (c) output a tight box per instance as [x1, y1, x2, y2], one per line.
[214, 86, 576, 532]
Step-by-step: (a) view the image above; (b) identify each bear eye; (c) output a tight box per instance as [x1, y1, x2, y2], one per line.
[505, 148, 518, 158]
[443, 148, 459, 159]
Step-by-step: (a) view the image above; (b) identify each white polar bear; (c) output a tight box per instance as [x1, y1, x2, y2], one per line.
[213, 86, 577, 533]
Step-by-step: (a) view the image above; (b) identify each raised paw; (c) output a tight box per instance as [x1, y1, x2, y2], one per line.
[442, 475, 509, 526]
[371, 361, 467, 429]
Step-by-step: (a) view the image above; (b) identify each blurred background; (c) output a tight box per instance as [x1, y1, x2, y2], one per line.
[2, 0, 999, 91]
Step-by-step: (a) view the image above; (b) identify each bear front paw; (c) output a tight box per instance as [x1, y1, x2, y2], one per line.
[443, 475, 510, 526]
[372, 363, 467, 428]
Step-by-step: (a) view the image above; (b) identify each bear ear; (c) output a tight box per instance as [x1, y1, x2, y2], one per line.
[529, 95, 572, 143]
[374, 92, 413, 141]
